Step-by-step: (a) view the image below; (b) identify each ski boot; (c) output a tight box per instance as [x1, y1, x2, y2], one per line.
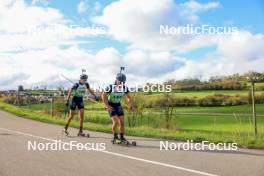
[62, 126, 69, 136]
[111, 135, 121, 144]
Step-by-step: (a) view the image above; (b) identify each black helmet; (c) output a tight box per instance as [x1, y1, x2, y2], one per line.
[80, 74, 88, 80]
[116, 73, 126, 82]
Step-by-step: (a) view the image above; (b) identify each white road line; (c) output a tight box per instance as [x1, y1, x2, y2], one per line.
[0, 127, 219, 176]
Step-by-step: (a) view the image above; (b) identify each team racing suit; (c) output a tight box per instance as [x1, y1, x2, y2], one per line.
[105, 84, 129, 117]
[70, 82, 90, 110]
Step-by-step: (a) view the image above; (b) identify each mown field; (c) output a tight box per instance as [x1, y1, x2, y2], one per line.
[145, 90, 264, 99]
[1, 101, 264, 148]
[21, 99, 264, 135]
[2, 88, 264, 149]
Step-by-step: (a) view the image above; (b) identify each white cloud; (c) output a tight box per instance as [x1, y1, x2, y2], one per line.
[123, 50, 184, 77]
[0, 46, 123, 89]
[217, 31, 264, 61]
[78, 1, 88, 14]
[0, 0, 102, 53]
[0, 1, 64, 33]
[182, 0, 220, 13]
[0, 73, 30, 87]
[92, 0, 221, 52]
[180, 0, 221, 22]
[0, 0, 67, 52]
[0, 0, 263, 90]
[1, 30, 264, 90]
[161, 31, 264, 81]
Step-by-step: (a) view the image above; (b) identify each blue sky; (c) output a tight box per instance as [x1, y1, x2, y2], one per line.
[24, 0, 264, 57]
[0, 0, 264, 89]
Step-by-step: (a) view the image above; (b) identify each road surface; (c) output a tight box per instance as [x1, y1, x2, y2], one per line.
[0, 110, 263, 176]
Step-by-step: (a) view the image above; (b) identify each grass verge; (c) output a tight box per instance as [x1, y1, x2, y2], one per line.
[0, 102, 263, 149]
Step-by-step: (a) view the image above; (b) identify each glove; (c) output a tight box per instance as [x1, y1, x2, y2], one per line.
[95, 96, 99, 102]
[65, 100, 69, 107]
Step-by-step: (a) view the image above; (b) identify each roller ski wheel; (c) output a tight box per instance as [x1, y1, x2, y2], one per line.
[131, 141, 137, 146]
[112, 138, 136, 146]
[121, 139, 137, 146]
[119, 139, 129, 146]
[78, 132, 89, 138]
[121, 139, 129, 146]
[111, 138, 120, 144]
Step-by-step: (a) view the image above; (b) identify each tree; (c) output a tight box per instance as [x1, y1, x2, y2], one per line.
[155, 93, 177, 129]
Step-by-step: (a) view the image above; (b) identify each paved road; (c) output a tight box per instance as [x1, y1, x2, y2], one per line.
[0, 110, 263, 176]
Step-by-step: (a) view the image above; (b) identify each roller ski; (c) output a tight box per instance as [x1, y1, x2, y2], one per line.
[62, 126, 69, 136]
[77, 131, 90, 138]
[111, 136, 136, 146]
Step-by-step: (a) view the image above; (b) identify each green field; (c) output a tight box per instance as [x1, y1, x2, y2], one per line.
[1, 101, 264, 148]
[148, 104, 264, 114]
[21, 101, 264, 135]
[22, 101, 264, 114]
[22, 103, 51, 110]
[145, 90, 264, 98]
[3, 88, 264, 149]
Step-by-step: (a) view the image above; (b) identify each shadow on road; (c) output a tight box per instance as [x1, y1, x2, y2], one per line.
[0, 133, 12, 136]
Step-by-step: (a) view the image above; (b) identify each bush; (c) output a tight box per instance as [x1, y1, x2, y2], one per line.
[224, 95, 247, 106]
[174, 96, 197, 106]
[53, 98, 68, 117]
[4, 96, 16, 104]
[198, 94, 229, 106]
[256, 85, 264, 91]
[255, 93, 264, 103]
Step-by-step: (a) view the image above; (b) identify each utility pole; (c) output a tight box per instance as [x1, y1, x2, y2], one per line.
[247, 72, 259, 138]
[251, 81, 257, 137]
[51, 96, 54, 117]
[17, 90, 20, 107]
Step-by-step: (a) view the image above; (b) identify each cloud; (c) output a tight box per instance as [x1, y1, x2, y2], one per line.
[0, 0, 66, 52]
[1, 0, 263, 90]
[77, 1, 88, 14]
[0, 46, 123, 89]
[217, 31, 264, 61]
[161, 31, 264, 81]
[0, 0, 64, 34]
[92, 0, 221, 52]
[1, 30, 264, 89]
[180, 0, 221, 21]
[0, 73, 30, 90]
[123, 50, 185, 77]
[0, 0, 103, 53]
[182, 0, 220, 12]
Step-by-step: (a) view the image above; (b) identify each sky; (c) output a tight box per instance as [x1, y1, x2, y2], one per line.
[0, 0, 264, 90]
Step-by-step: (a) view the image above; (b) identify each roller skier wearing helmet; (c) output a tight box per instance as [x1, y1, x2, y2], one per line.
[63, 73, 98, 137]
[102, 67, 135, 145]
